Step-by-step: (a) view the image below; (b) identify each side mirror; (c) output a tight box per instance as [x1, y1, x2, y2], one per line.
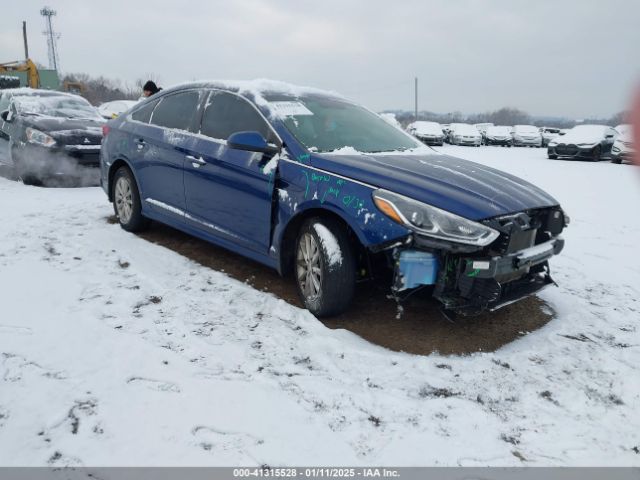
[1, 110, 12, 122]
[605, 134, 615, 139]
[227, 131, 280, 155]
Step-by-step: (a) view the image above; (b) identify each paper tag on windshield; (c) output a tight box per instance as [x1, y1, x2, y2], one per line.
[270, 101, 313, 117]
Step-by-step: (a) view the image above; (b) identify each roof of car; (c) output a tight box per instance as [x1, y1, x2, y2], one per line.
[161, 79, 344, 102]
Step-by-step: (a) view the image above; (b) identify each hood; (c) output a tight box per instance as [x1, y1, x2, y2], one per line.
[311, 152, 559, 220]
[21, 115, 104, 145]
[557, 127, 606, 145]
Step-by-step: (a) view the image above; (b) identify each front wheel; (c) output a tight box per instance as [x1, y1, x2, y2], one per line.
[295, 218, 356, 317]
[591, 146, 601, 162]
[112, 167, 149, 232]
[548, 154, 558, 159]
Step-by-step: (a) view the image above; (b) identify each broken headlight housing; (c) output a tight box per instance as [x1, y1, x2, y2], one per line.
[373, 189, 499, 247]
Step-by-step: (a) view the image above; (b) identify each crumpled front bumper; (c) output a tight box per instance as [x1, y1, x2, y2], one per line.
[432, 236, 565, 315]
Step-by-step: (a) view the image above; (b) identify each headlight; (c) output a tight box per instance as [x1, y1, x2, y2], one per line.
[612, 146, 620, 152]
[372, 189, 500, 247]
[26, 128, 56, 147]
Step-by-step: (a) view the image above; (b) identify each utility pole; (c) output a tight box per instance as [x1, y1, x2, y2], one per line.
[22, 21, 29, 60]
[414, 77, 418, 121]
[41, 6, 60, 71]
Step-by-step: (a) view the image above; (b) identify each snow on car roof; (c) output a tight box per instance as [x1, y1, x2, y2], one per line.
[166, 79, 344, 106]
[1, 87, 76, 98]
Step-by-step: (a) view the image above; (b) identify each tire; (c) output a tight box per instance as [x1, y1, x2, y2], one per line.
[11, 147, 41, 186]
[611, 157, 622, 164]
[295, 217, 356, 317]
[548, 154, 558, 159]
[112, 166, 149, 232]
[591, 146, 601, 162]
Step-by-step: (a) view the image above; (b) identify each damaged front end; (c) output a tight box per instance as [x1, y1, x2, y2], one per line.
[376, 189, 568, 316]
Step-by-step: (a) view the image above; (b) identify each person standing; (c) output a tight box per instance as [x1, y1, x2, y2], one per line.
[142, 80, 161, 97]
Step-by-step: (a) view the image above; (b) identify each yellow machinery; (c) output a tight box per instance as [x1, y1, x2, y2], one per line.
[0, 58, 40, 88]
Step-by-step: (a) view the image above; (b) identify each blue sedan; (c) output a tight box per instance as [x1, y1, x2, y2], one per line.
[100, 81, 568, 317]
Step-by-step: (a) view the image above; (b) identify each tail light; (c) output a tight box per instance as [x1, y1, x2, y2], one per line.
[102, 125, 110, 137]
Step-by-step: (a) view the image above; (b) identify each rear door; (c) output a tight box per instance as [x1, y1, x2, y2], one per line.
[132, 90, 202, 220]
[183, 90, 279, 254]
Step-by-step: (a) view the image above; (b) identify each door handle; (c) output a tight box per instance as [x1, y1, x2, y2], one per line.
[186, 154, 206, 168]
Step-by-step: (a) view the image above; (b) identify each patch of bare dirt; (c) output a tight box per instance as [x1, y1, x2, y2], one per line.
[112, 217, 554, 356]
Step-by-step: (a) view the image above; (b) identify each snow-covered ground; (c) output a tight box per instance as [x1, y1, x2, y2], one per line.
[0, 146, 638, 466]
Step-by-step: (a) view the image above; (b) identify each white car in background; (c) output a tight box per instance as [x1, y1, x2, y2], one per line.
[97, 100, 138, 119]
[611, 124, 634, 164]
[448, 123, 482, 146]
[406, 120, 445, 146]
[539, 127, 561, 147]
[512, 125, 543, 147]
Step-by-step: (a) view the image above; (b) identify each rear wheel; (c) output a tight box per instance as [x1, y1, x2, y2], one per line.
[295, 218, 356, 317]
[113, 167, 149, 232]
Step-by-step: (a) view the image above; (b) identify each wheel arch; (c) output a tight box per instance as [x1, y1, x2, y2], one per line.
[107, 157, 139, 202]
[277, 207, 367, 276]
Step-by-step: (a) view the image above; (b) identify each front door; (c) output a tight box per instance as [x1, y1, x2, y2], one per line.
[184, 90, 279, 254]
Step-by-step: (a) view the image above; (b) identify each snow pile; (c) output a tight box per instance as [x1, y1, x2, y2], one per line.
[313, 223, 343, 267]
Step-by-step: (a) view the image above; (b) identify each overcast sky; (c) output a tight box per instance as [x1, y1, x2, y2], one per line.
[2, 0, 639, 118]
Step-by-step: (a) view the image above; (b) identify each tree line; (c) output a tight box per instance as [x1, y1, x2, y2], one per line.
[62, 71, 628, 128]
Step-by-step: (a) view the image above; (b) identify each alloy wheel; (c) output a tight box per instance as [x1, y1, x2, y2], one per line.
[114, 176, 133, 223]
[296, 232, 322, 301]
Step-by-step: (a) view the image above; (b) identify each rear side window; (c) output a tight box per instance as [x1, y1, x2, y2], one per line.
[200, 91, 272, 142]
[131, 99, 159, 123]
[150, 91, 200, 131]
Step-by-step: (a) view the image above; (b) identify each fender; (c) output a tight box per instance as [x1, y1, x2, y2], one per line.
[270, 157, 411, 269]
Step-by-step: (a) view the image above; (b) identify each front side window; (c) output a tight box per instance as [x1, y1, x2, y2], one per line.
[200, 91, 273, 142]
[150, 91, 200, 131]
[265, 94, 420, 153]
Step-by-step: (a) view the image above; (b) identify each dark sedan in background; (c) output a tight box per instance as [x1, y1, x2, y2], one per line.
[0, 88, 104, 185]
[547, 125, 617, 161]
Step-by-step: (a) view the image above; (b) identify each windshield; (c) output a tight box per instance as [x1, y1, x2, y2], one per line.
[265, 94, 420, 153]
[14, 95, 102, 120]
[514, 125, 539, 134]
[486, 126, 511, 136]
[452, 124, 479, 135]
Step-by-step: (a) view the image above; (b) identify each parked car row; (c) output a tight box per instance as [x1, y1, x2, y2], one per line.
[405, 120, 634, 164]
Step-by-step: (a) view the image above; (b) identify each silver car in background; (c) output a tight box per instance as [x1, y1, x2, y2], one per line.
[407, 120, 445, 146]
[448, 123, 482, 146]
[512, 125, 542, 147]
